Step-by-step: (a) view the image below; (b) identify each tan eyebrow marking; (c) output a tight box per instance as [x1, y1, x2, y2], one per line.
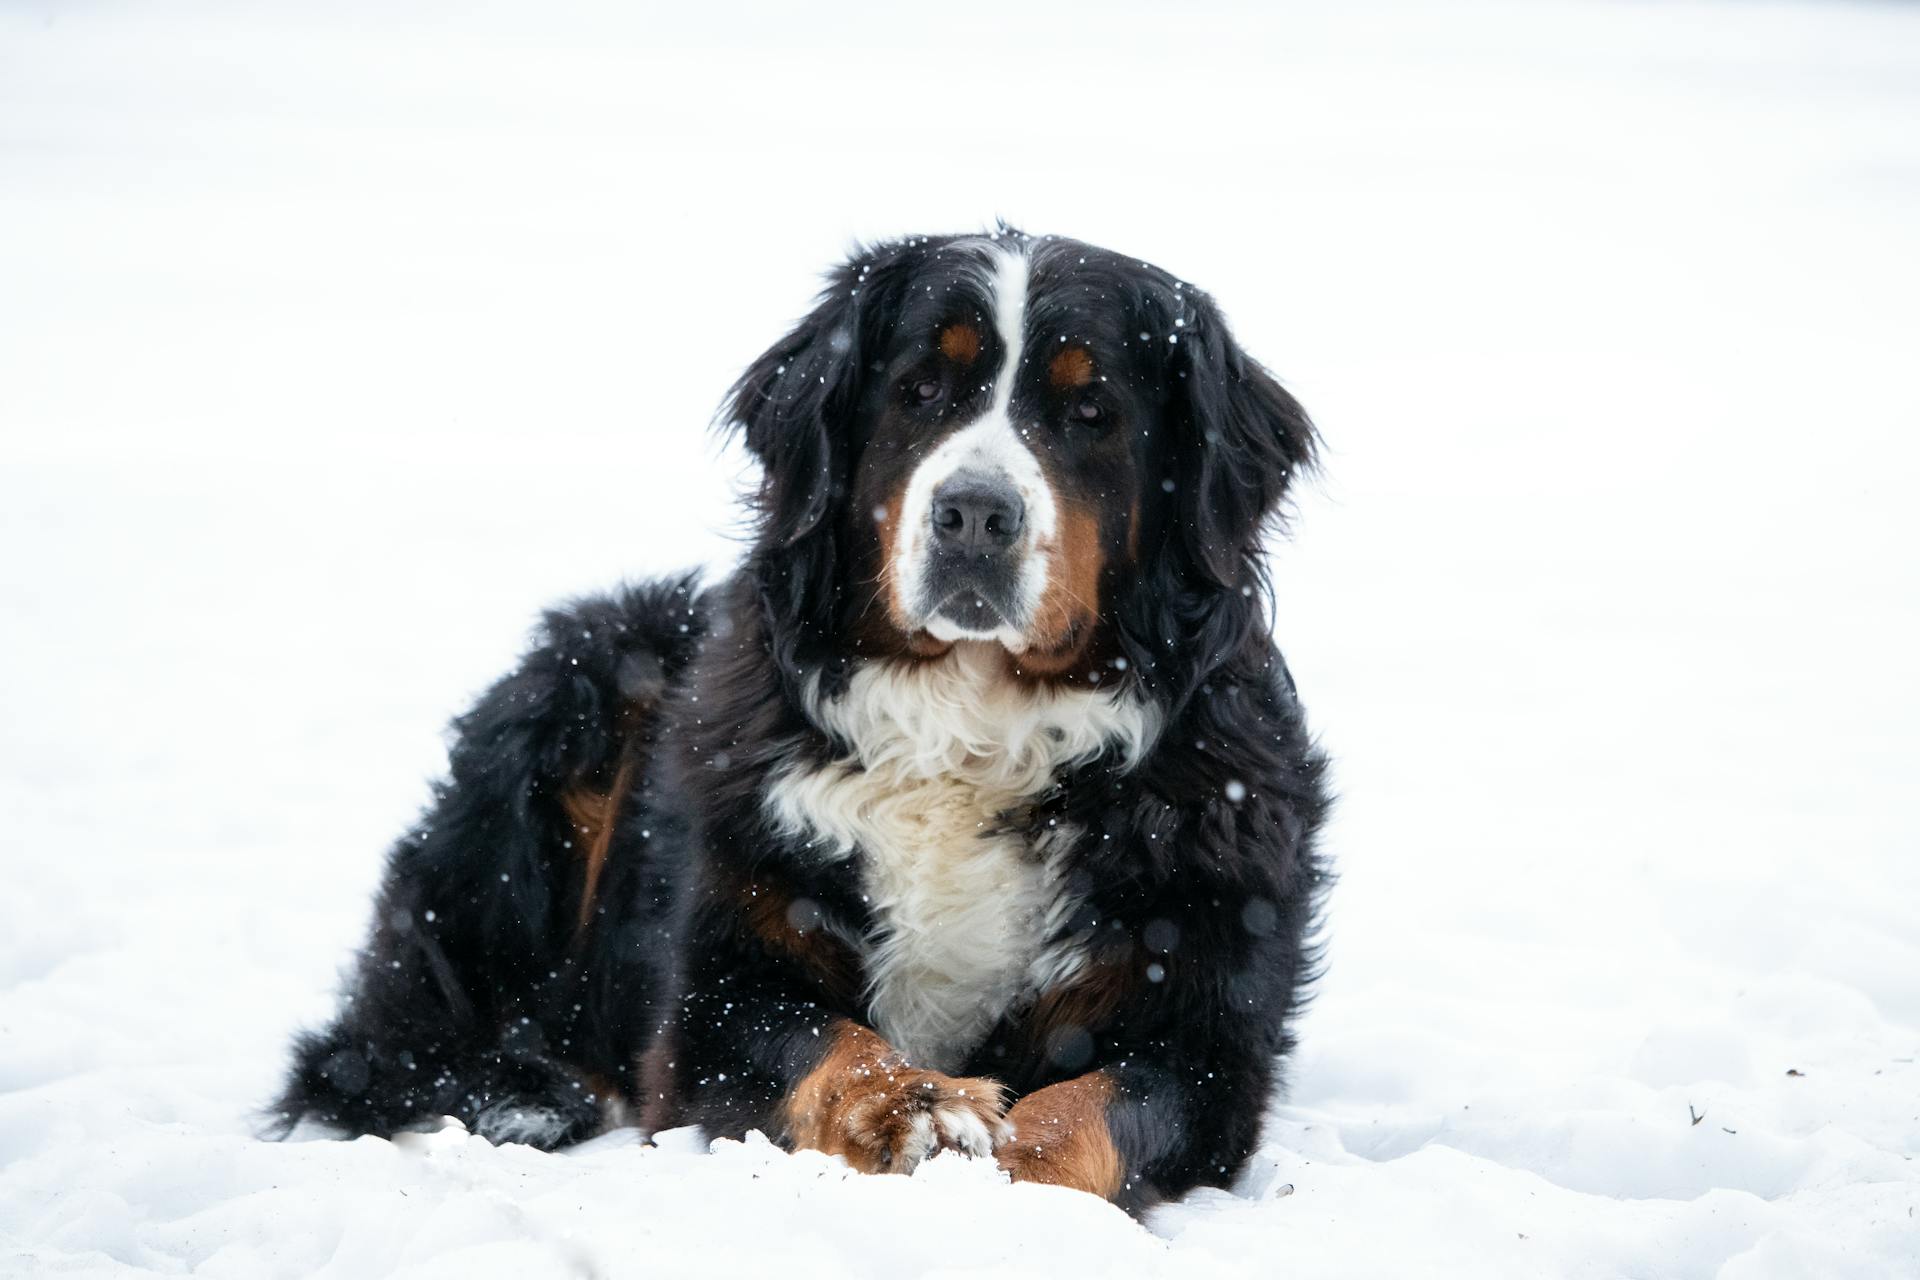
[938, 323, 982, 363]
[1049, 345, 1095, 389]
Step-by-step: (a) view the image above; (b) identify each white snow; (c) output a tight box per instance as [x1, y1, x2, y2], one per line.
[3, 1, 1918, 1276]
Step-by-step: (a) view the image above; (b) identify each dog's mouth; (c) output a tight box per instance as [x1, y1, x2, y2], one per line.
[918, 555, 1027, 646]
[933, 592, 1007, 632]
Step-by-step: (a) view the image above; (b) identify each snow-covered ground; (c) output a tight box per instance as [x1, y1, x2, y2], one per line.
[3, 1, 1918, 1275]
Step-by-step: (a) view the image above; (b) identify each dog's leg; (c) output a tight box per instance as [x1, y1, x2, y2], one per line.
[995, 1060, 1270, 1212]
[664, 874, 1012, 1173]
[269, 578, 705, 1148]
[994, 1071, 1127, 1198]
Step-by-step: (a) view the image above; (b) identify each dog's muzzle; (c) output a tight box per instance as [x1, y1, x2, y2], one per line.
[921, 470, 1027, 633]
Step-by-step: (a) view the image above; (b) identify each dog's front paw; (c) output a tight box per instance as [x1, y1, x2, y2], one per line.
[784, 1022, 1008, 1174]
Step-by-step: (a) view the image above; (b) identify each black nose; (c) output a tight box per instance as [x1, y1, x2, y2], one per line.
[930, 473, 1025, 549]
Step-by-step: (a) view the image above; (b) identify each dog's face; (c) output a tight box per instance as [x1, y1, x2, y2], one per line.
[729, 231, 1315, 680]
[851, 242, 1149, 672]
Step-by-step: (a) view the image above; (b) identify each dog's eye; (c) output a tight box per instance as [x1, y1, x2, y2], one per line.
[1072, 397, 1105, 425]
[911, 378, 944, 405]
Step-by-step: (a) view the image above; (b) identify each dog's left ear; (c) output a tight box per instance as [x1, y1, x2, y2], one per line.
[1171, 292, 1319, 589]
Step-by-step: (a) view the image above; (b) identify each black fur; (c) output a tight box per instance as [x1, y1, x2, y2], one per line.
[275, 230, 1332, 1213]
[270, 579, 706, 1144]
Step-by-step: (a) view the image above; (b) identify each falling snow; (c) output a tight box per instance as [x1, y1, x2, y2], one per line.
[3, 2, 1919, 1278]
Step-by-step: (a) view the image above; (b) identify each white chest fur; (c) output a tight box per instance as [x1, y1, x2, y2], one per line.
[765, 646, 1156, 1072]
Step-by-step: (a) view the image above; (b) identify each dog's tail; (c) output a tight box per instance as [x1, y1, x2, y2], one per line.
[267, 576, 707, 1147]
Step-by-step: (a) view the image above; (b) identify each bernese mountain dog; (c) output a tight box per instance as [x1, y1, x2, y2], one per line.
[274, 228, 1332, 1213]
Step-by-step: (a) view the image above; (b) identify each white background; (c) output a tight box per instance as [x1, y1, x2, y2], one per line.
[2, 1, 1916, 1276]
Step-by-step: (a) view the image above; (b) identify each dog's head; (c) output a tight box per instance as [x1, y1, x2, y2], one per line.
[726, 230, 1315, 686]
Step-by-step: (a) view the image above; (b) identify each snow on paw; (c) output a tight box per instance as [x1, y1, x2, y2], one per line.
[471, 1097, 582, 1148]
[783, 1020, 1007, 1175]
[928, 1091, 1015, 1159]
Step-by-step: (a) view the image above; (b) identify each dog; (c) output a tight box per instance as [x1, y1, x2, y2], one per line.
[273, 228, 1332, 1213]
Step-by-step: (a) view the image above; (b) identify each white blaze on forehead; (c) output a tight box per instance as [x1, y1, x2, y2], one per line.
[891, 240, 1058, 648]
[984, 244, 1029, 426]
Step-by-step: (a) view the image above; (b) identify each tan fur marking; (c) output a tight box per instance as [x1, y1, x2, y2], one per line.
[1023, 960, 1132, 1060]
[939, 323, 982, 363]
[873, 490, 955, 658]
[636, 1036, 678, 1134]
[1020, 502, 1105, 674]
[576, 1069, 632, 1129]
[782, 1020, 1007, 1174]
[997, 1072, 1124, 1200]
[737, 878, 862, 1005]
[581, 1070, 626, 1101]
[561, 751, 635, 935]
[1049, 345, 1095, 389]
[873, 494, 908, 628]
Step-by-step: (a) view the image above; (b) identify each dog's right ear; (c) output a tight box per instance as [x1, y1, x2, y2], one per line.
[724, 254, 880, 547]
